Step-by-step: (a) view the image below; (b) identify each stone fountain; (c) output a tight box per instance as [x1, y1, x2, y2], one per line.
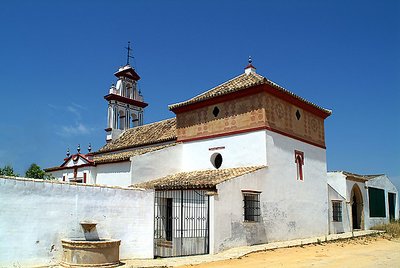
[60, 222, 121, 267]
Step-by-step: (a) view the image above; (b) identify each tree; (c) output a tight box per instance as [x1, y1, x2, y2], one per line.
[25, 163, 45, 179]
[0, 165, 19, 177]
[25, 163, 55, 180]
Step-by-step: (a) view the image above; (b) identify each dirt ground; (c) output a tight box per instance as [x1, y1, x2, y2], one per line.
[178, 236, 400, 268]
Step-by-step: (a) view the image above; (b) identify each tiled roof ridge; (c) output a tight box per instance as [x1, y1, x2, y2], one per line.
[93, 143, 178, 164]
[133, 165, 266, 190]
[96, 117, 177, 154]
[168, 71, 331, 115]
[168, 72, 263, 109]
[338, 171, 384, 179]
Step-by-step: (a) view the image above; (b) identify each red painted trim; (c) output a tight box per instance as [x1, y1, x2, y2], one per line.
[104, 94, 149, 108]
[83, 173, 87, 183]
[45, 163, 94, 172]
[171, 84, 330, 119]
[178, 126, 326, 149]
[294, 150, 304, 164]
[295, 150, 305, 181]
[60, 153, 94, 167]
[244, 64, 256, 69]
[114, 68, 141, 80]
[104, 128, 112, 132]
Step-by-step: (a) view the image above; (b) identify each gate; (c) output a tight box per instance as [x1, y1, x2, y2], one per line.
[154, 189, 209, 257]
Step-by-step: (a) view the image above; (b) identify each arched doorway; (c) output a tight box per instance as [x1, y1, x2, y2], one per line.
[351, 184, 364, 230]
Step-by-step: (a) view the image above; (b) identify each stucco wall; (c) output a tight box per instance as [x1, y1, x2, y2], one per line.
[94, 161, 131, 186]
[327, 184, 348, 234]
[131, 144, 183, 184]
[181, 130, 267, 171]
[212, 130, 328, 253]
[0, 177, 154, 267]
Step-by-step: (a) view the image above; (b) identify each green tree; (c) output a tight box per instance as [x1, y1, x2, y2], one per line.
[0, 165, 19, 177]
[25, 163, 45, 179]
[25, 163, 55, 180]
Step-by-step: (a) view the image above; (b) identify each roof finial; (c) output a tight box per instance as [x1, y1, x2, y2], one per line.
[88, 143, 92, 153]
[77, 144, 81, 154]
[245, 56, 256, 74]
[125, 41, 134, 65]
[66, 148, 70, 157]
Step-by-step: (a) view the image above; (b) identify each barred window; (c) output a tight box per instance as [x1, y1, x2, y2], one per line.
[332, 201, 342, 222]
[243, 192, 261, 222]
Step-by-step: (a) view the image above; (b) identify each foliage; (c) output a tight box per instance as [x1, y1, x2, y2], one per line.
[0, 165, 19, 177]
[25, 163, 55, 180]
[25, 163, 45, 179]
[372, 220, 400, 238]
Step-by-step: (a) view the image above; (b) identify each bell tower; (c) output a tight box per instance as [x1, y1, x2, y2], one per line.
[104, 42, 148, 142]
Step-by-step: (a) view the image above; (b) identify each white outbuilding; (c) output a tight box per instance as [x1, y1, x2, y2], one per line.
[328, 171, 398, 234]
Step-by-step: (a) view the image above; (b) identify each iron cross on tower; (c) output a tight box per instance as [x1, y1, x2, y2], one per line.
[125, 41, 134, 65]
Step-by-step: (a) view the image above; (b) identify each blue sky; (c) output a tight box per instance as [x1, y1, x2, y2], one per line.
[0, 1, 399, 189]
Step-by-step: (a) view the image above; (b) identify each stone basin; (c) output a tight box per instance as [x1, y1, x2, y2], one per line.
[60, 239, 121, 267]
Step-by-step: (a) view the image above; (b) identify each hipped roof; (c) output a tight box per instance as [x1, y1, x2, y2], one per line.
[169, 72, 331, 116]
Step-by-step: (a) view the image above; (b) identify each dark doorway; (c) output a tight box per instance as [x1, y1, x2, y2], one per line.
[388, 193, 396, 221]
[351, 184, 363, 230]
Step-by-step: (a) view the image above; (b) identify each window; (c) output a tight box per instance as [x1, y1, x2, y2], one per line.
[243, 192, 261, 222]
[332, 201, 342, 222]
[295, 150, 304, 181]
[210, 153, 223, 169]
[368, 187, 386, 217]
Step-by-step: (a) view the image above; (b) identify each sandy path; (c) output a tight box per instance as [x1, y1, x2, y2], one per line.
[178, 236, 400, 268]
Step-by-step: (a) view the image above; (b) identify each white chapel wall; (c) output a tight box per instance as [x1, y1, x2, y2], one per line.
[0, 177, 154, 267]
[94, 161, 132, 186]
[131, 144, 183, 184]
[181, 130, 267, 172]
[212, 130, 329, 253]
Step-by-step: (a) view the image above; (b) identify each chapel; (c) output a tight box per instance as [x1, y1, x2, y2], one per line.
[45, 55, 398, 257]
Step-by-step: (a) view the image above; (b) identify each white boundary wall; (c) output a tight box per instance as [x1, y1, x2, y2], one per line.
[0, 177, 154, 267]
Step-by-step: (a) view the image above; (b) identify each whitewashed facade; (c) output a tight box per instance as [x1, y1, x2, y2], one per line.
[327, 172, 399, 234]
[42, 59, 399, 261]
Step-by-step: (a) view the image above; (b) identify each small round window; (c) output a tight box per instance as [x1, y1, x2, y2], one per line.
[210, 153, 223, 169]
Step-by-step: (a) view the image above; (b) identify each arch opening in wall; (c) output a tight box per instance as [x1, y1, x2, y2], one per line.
[131, 113, 139, 128]
[118, 110, 126, 130]
[350, 184, 364, 230]
[210, 153, 223, 169]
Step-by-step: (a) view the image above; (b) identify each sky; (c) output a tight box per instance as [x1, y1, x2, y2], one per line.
[0, 1, 399, 189]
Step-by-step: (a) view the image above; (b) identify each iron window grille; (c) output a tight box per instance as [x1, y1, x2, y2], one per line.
[332, 201, 342, 222]
[243, 192, 261, 222]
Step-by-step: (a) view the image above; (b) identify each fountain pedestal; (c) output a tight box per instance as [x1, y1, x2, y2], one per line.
[60, 239, 121, 268]
[60, 222, 121, 267]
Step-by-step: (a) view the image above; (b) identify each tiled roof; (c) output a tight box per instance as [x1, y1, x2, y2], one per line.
[169, 72, 331, 115]
[341, 171, 383, 181]
[97, 118, 177, 153]
[132, 166, 266, 190]
[93, 143, 176, 164]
